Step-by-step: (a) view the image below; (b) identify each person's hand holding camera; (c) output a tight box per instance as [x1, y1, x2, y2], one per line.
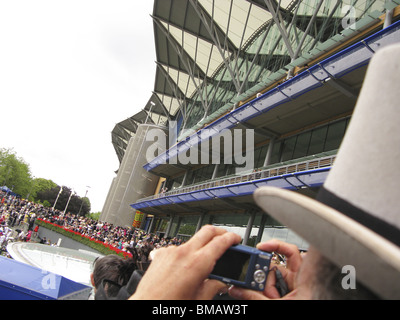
[129, 225, 241, 300]
[228, 239, 309, 300]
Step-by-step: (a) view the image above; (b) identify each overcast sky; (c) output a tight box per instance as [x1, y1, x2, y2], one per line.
[0, 1, 156, 212]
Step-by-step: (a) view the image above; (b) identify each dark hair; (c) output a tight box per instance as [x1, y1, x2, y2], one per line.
[312, 254, 381, 300]
[92, 255, 137, 293]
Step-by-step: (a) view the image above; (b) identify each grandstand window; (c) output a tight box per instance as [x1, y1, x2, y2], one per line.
[171, 175, 184, 190]
[281, 136, 298, 162]
[307, 126, 329, 155]
[293, 131, 312, 159]
[216, 163, 229, 178]
[168, 117, 349, 188]
[324, 119, 348, 151]
[270, 141, 283, 165]
[254, 145, 268, 168]
[192, 165, 214, 184]
[273, 117, 350, 164]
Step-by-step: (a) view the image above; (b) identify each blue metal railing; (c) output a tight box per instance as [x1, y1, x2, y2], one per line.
[132, 154, 335, 210]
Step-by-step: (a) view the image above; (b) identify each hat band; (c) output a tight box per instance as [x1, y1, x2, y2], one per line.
[317, 187, 400, 247]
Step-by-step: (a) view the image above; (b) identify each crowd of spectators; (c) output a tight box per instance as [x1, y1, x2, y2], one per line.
[0, 191, 185, 255]
[1, 190, 286, 300]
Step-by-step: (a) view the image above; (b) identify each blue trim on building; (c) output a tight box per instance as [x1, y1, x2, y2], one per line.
[131, 167, 330, 210]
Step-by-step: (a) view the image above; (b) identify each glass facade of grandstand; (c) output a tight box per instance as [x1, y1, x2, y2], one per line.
[172, 1, 373, 135]
[168, 116, 350, 189]
[104, 0, 400, 247]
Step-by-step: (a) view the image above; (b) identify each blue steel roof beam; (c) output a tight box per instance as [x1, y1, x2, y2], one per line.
[292, 173, 312, 189]
[282, 174, 307, 190]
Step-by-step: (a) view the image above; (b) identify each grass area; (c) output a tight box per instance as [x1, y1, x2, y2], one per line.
[35, 219, 130, 258]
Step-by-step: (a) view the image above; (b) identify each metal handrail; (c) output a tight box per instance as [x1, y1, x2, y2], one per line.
[139, 155, 336, 203]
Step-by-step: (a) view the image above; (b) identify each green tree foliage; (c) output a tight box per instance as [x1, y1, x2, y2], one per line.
[0, 148, 31, 197]
[37, 186, 90, 216]
[80, 197, 91, 215]
[36, 186, 91, 216]
[179, 224, 196, 236]
[86, 211, 101, 220]
[27, 177, 58, 202]
[0, 148, 92, 215]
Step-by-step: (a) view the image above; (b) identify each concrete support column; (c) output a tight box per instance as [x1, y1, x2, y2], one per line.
[174, 217, 183, 237]
[211, 164, 220, 180]
[180, 170, 188, 187]
[165, 215, 175, 238]
[147, 216, 156, 234]
[243, 211, 256, 245]
[384, 1, 394, 28]
[139, 213, 148, 230]
[263, 139, 275, 167]
[256, 213, 268, 244]
[196, 213, 206, 233]
[153, 218, 162, 234]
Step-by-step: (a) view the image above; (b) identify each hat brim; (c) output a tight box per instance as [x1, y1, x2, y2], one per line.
[254, 186, 400, 299]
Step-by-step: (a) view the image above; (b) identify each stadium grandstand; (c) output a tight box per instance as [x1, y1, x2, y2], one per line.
[101, 0, 400, 249]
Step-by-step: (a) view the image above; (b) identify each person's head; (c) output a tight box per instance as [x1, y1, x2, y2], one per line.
[91, 255, 137, 297]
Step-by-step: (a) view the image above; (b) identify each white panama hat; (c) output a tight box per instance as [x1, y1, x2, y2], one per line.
[254, 43, 400, 299]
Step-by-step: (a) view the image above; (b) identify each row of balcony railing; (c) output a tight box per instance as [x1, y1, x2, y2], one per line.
[138, 152, 337, 204]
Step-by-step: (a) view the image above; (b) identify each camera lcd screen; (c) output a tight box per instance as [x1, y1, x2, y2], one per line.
[211, 249, 251, 282]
